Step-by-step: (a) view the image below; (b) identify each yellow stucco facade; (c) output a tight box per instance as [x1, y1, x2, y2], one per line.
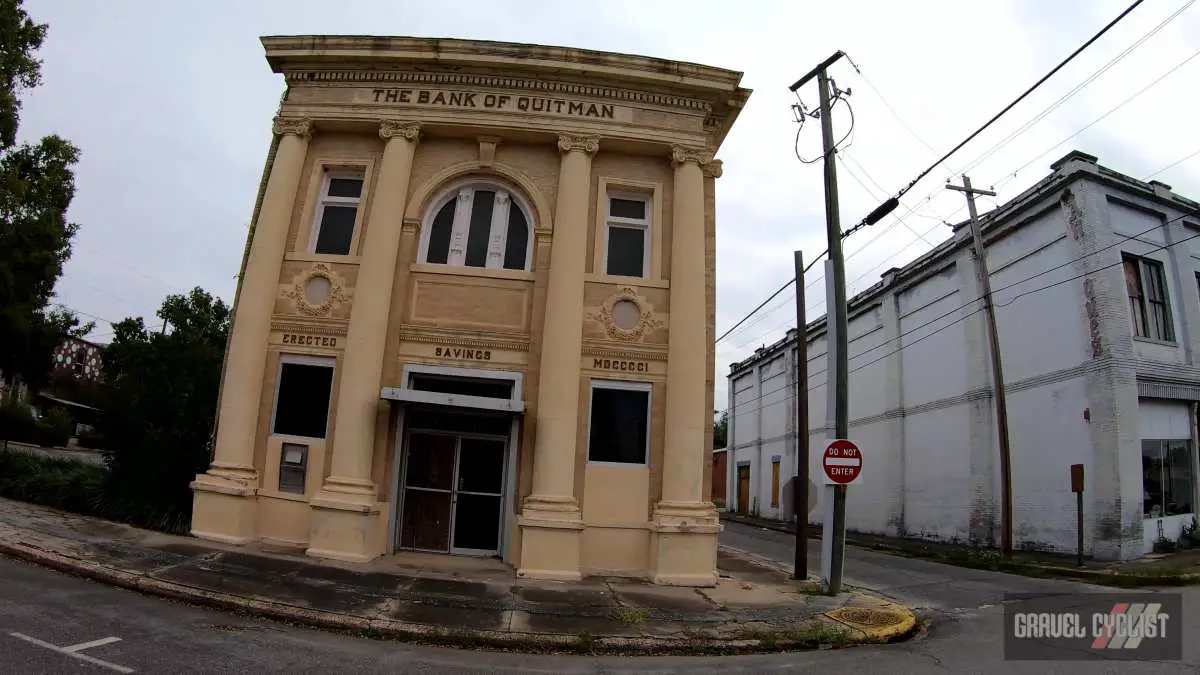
[189, 35, 750, 586]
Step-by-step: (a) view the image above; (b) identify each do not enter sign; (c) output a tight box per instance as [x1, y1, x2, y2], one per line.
[822, 439, 862, 486]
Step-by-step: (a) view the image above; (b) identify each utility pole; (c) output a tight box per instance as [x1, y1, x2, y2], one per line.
[792, 250, 809, 580]
[946, 176, 1013, 559]
[790, 51, 849, 594]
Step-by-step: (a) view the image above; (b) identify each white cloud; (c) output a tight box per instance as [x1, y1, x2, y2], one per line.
[19, 0, 1200, 409]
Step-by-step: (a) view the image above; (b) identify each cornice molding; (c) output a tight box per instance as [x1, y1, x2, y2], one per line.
[398, 325, 531, 353]
[270, 320, 349, 336]
[581, 341, 668, 362]
[283, 70, 713, 113]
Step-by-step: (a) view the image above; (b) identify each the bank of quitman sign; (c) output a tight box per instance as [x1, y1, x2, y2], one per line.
[368, 88, 617, 119]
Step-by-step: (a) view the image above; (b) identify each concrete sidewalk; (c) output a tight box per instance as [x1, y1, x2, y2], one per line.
[0, 498, 916, 654]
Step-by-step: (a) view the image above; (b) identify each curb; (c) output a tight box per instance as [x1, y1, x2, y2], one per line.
[0, 538, 919, 655]
[721, 515, 1200, 587]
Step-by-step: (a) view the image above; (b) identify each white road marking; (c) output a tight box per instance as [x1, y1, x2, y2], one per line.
[9, 632, 133, 673]
[64, 636, 123, 653]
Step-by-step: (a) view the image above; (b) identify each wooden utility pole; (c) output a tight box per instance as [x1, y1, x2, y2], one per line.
[946, 176, 1013, 559]
[790, 51, 849, 594]
[792, 250, 809, 580]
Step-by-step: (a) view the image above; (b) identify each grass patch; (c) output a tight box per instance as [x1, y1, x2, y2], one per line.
[613, 606, 648, 628]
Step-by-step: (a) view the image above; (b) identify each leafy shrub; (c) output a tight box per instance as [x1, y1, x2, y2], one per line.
[0, 451, 189, 534]
[36, 406, 73, 447]
[76, 427, 106, 450]
[0, 399, 38, 443]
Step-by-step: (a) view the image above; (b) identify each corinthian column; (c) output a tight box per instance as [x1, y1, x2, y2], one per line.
[652, 144, 722, 586]
[191, 116, 314, 544]
[308, 120, 421, 563]
[517, 134, 598, 581]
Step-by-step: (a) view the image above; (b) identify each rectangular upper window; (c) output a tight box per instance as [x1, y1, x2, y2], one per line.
[272, 358, 335, 439]
[1122, 253, 1174, 342]
[311, 170, 364, 255]
[587, 381, 651, 465]
[604, 194, 650, 277]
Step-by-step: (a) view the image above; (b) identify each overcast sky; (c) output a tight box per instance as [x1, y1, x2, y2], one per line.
[20, 0, 1200, 409]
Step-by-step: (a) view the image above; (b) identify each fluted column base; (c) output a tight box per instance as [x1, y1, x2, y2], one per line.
[190, 472, 258, 545]
[651, 501, 721, 587]
[516, 495, 584, 581]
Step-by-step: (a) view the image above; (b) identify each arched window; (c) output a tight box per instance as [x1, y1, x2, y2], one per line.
[420, 182, 532, 271]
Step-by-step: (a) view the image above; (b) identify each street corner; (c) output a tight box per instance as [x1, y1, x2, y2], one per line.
[824, 592, 919, 643]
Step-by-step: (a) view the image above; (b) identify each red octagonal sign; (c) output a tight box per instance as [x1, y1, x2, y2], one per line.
[822, 439, 862, 486]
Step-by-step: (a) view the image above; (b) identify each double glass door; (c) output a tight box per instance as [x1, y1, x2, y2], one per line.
[399, 430, 506, 556]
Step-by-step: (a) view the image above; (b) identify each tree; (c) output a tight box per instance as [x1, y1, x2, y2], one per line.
[98, 288, 230, 528]
[0, 2, 87, 391]
[713, 409, 728, 449]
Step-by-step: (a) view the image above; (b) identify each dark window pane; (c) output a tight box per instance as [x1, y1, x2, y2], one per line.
[609, 197, 646, 220]
[327, 177, 363, 199]
[405, 433, 456, 490]
[606, 226, 645, 277]
[314, 205, 357, 255]
[457, 438, 505, 494]
[273, 363, 334, 438]
[452, 493, 501, 551]
[503, 205, 529, 270]
[465, 190, 495, 267]
[426, 200, 456, 264]
[587, 387, 649, 464]
[410, 374, 512, 399]
[406, 407, 511, 436]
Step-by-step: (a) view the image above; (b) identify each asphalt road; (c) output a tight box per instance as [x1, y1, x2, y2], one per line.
[0, 523, 1196, 673]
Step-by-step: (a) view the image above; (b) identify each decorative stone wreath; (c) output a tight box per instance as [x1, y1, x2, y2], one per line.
[283, 263, 352, 317]
[591, 286, 664, 342]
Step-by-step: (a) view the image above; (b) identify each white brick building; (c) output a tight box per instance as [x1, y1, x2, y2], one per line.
[727, 151, 1200, 561]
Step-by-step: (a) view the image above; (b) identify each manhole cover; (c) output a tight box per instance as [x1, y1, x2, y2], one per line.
[826, 607, 905, 627]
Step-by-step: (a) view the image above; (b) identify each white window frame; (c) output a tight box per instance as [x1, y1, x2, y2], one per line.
[603, 191, 651, 278]
[585, 379, 653, 467]
[270, 354, 336, 440]
[417, 181, 535, 272]
[308, 169, 365, 256]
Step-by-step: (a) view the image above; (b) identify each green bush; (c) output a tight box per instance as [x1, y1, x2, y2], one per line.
[36, 406, 73, 447]
[0, 399, 39, 443]
[0, 450, 190, 534]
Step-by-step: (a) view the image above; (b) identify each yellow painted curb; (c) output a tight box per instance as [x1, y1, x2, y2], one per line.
[825, 604, 918, 642]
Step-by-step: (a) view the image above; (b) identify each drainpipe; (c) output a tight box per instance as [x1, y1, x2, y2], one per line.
[206, 90, 286, 459]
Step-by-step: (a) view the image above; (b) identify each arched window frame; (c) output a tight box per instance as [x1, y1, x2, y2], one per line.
[416, 179, 536, 272]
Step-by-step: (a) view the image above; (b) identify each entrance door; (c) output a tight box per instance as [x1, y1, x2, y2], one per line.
[398, 431, 506, 556]
[737, 465, 751, 514]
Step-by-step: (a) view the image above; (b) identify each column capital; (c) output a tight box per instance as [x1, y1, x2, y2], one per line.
[557, 134, 599, 156]
[671, 145, 715, 168]
[380, 120, 422, 143]
[272, 116, 313, 138]
[702, 159, 724, 179]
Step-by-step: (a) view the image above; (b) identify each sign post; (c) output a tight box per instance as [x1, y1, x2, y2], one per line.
[820, 439, 861, 593]
[1071, 463, 1085, 567]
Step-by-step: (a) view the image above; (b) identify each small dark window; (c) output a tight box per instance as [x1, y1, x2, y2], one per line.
[464, 190, 495, 267]
[587, 385, 650, 464]
[606, 226, 646, 277]
[503, 206, 529, 271]
[273, 361, 334, 438]
[312, 174, 363, 255]
[278, 442, 308, 494]
[426, 200, 456, 265]
[410, 374, 513, 400]
[609, 198, 646, 219]
[1122, 253, 1174, 342]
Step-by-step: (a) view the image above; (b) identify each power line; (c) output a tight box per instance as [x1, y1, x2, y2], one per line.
[840, 0, 1147, 241]
[956, 0, 1195, 178]
[716, 251, 827, 343]
[1146, 147, 1200, 180]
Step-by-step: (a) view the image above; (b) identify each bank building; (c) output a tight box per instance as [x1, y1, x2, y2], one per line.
[189, 35, 750, 585]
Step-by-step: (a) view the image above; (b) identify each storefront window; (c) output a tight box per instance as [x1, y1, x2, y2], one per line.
[1142, 439, 1196, 518]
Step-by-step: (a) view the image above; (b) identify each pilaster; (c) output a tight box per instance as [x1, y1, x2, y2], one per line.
[191, 116, 313, 545]
[651, 144, 721, 587]
[307, 120, 421, 563]
[517, 134, 597, 581]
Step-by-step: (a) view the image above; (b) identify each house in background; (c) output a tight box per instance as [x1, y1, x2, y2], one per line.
[712, 446, 727, 508]
[728, 150, 1200, 561]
